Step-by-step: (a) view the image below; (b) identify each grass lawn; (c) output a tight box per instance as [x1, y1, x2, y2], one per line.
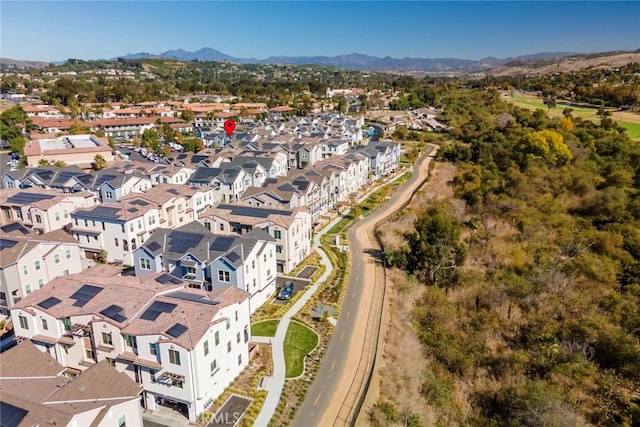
[251, 320, 279, 337]
[618, 121, 640, 140]
[284, 322, 318, 378]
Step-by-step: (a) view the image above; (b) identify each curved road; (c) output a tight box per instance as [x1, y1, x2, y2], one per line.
[293, 144, 437, 427]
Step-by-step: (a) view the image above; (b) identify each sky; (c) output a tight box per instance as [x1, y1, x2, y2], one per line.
[1, 1, 638, 62]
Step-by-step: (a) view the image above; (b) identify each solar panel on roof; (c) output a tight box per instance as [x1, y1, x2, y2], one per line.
[37, 296, 62, 309]
[147, 241, 161, 252]
[168, 231, 204, 253]
[0, 222, 29, 234]
[166, 291, 220, 306]
[34, 170, 54, 182]
[139, 301, 177, 321]
[224, 204, 293, 218]
[131, 199, 150, 206]
[53, 171, 81, 185]
[227, 252, 240, 263]
[127, 207, 138, 213]
[155, 273, 182, 285]
[6, 193, 56, 204]
[165, 323, 188, 338]
[99, 304, 127, 323]
[69, 284, 104, 307]
[211, 236, 235, 252]
[167, 188, 180, 195]
[81, 206, 120, 219]
[0, 239, 18, 249]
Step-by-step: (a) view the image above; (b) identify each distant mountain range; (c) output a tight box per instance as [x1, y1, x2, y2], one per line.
[115, 47, 587, 72]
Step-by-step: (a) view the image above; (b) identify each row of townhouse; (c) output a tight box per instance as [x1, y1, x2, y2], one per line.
[0, 222, 84, 316]
[199, 204, 312, 273]
[1, 342, 143, 427]
[2, 165, 153, 202]
[70, 184, 216, 264]
[0, 186, 97, 233]
[10, 265, 252, 422]
[132, 221, 276, 314]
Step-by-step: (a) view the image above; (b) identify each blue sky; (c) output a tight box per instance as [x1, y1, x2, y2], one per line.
[1, 1, 638, 62]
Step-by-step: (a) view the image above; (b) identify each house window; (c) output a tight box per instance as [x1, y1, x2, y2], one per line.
[210, 359, 218, 376]
[25, 285, 31, 294]
[274, 230, 281, 239]
[214, 331, 220, 346]
[106, 357, 116, 367]
[102, 332, 113, 346]
[35, 214, 42, 223]
[175, 381, 183, 389]
[226, 318, 230, 330]
[227, 341, 231, 353]
[105, 191, 114, 199]
[19, 315, 28, 330]
[276, 245, 283, 254]
[63, 317, 71, 331]
[169, 349, 181, 365]
[149, 343, 157, 356]
[137, 219, 142, 229]
[238, 354, 242, 365]
[102, 222, 105, 230]
[124, 334, 135, 347]
[74, 218, 78, 226]
[64, 210, 68, 218]
[84, 220, 88, 227]
[150, 370, 156, 382]
[235, 310, 238, 322]
[236, 332, 241, 344]
[123, 240, 129, 251]
[34, 260, 41, 270]
[55, 212, 60, 221]
[219, 223, 224, 231]
[129, 223, 134, 232]
[204, 340, 209, 356]
[131, 239, 137, 250]
[140, 258, 151, 270]
[115, 238, 119, 247]
[148, 215, 155, 225]
[85, 349, 94, 360]
[65, 249, 71, 259]
[204, 222, 211, 231]
[252, 260, 255, 269]
[62, 269, 69, 275]
[218, 270, 230, 282]
[22, 265, 29, 275]
[38, 279, 44, 288]
[54, 254, 60, 264]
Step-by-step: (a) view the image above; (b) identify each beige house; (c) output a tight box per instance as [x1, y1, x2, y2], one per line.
[0, 341, 143, 427]
[23, 134, 115, 168]
[0, 223, 84, 317]
[0, 187, 97, 234]
[199, 204, 312, 273]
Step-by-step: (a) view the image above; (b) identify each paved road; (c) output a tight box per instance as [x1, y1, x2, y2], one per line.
[293, 144, 437, 427]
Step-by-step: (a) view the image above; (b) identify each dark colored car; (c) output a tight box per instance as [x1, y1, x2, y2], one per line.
[277, 282, 294, 300]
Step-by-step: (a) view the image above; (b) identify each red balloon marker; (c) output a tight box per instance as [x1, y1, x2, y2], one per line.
[224, 119, 236, 137]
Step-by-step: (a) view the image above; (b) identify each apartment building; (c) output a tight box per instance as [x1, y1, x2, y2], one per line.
[0, 223, 84, 316]
[199, 204, 312, 273]
[10, 265, 251, 423]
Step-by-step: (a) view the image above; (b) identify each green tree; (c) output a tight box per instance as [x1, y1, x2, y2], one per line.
[38, 158, 51, 166]
[141, 129, 161, 153]
[93, 154, 107, 171]
[543, 96, 557, 111]
[53, 160, 66, 168]
[521, 129, 573, 166]
[402, 203, 466, 286]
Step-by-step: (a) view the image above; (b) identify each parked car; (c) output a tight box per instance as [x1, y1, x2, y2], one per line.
[277, 282, 294, 300]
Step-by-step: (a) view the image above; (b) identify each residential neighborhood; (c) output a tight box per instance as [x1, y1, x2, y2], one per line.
[0, 92, 405, 425]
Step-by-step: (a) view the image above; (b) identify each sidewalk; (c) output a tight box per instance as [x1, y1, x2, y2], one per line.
[253, 167, 413, 427]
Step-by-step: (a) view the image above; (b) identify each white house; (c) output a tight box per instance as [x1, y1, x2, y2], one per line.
[10, 265, 251, 423]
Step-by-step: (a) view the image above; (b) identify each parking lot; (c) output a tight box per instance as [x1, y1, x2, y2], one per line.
[272, 277, 310, 305]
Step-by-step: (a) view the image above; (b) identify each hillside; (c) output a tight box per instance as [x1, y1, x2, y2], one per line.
[490, 51, 640, 76]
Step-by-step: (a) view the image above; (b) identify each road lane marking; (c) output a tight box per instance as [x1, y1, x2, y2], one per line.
[331, 359, 336, 371]
[314, 393, 322, 406]
[352, 291, 356, 298]
[347, 310, 351, 319]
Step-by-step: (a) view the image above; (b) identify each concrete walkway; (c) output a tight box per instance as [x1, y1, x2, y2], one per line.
[254, 169, 412, 427]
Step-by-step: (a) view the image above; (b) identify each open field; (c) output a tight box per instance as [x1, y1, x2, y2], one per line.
[502, 92, 640, 140]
